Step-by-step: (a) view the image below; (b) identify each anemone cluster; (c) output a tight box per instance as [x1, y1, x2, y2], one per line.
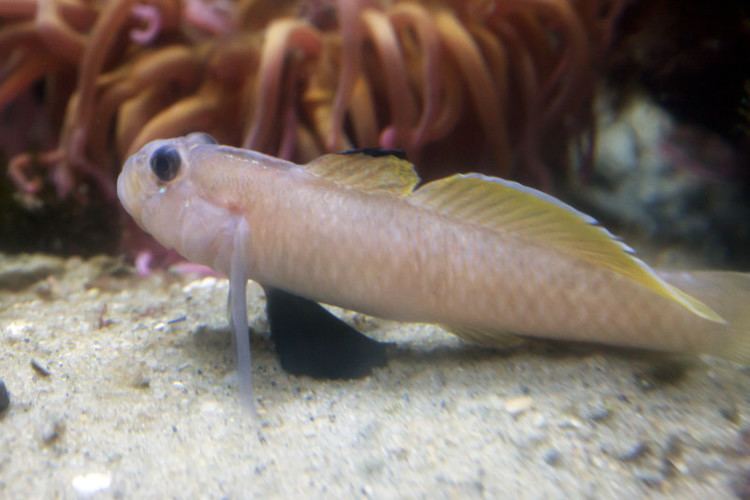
[1, 0, 623, 202]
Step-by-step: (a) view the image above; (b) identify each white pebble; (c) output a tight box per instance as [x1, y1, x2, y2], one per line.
[504, 396, 533, 417]
[72, 472, 111, 496]
[5, 321, 34, 342]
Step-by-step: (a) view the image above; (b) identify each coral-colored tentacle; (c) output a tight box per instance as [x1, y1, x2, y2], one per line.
[243, 19, 320, 151]
[435, 10, 511, 173]
[360, 8, 418, 149]
[426, 58, 464, 143]
[388, 2, 442, 155]
[73, 0, 138, 140]
[128, 87, 220, 155]
[35, 0, 86, 63]
[327, 0, 371, 151]
[349, 75, 378, 148]
[92, 45, 200, 159]
[276, 56, 301, 159]
[0, 51, 53, 110]
[0, 0, 36, 17]
[129, 4, 162, 45]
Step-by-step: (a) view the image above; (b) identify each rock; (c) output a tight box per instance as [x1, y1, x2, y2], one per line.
[619, 442, 650, 462]
[0, 380, 9, 413]
[40, 419, 64, 445]
[0, 254, 65, 291]
[634, 469, 663, 488]
[543, 449, 562, 466]
[504, 396, 533, 418]
[731, 469, 750, 500]
[602, 441, 650, 462]
[569, 95, 750, 268]
[719, 404, 740, 424]
[581, 404, 611, 422]
[71, 472, 112, 496]
[30, 359, 51, 377]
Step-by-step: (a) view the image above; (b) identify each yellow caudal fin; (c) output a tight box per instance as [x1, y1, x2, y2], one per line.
[659, 271, 750, 362]
[305, 150, 420, 197]
[408, 173, 724, 323]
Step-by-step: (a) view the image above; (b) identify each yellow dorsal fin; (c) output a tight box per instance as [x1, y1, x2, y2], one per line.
[409, 174, 725, 323]
[305, 151, 420, 197]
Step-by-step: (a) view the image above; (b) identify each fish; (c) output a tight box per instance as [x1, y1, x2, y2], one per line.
[117, 132, 750, 406]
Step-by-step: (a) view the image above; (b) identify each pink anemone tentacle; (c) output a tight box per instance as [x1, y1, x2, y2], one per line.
[388, 2, 442, 157]
[242, 18, 321, 151]
[360, 8, 418, 150]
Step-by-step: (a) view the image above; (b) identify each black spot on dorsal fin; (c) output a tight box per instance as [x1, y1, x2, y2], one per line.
[338, 147, 407, 160]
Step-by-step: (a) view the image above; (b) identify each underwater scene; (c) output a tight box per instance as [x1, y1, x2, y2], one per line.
[1, 0, 750, 497]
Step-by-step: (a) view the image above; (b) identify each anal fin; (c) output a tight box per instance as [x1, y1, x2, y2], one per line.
[445, 325, 526, 350]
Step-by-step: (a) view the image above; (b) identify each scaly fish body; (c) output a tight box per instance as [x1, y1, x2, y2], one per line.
[196, 162, 703, 352]
[118, 133, 750, 403]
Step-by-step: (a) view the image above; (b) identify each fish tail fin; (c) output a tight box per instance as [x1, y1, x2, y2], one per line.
[659, 270, 750, 363]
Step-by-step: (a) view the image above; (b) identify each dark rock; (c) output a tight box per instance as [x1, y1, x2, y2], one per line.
[543, 449, 562, 466]
[634, 469, 663, 488]
[582, 404, 611, 422]
[30, 359, 51, 377]
[731, 469, 750, 500]
[0, 380, 9, 413]
[634, 361, 690, 391]
[40, 419, 65, 445]
[660, 434, 684, 477]
[720, 405, 740, 424]
[617, 442, 650, 462]
[0, 254, 65, 291]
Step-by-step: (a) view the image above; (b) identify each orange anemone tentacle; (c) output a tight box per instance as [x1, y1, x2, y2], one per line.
[435, 9, 511, 173]
[242, 18, 321, 151]
[388, 2, 442, 156]
[360, 8, 418, 150]
[0, 51, 55, 110]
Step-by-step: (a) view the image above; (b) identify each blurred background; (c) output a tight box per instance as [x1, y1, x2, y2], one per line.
[0, 0, 748, 268]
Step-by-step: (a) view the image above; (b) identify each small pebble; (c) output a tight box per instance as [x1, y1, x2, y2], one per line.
[543, 449, 562, 466]
[634, 469, 662, 488]
[618, 442, 650, 462]
[720, 405, 739, 424]
[0, 380, 9, 413]
[71, 472, 112, 496]
[40, 419, 65, 445]
[504, 396, 533, 417]
[634, 362, 690, 391]
[0, 254, 64, 291]
[731, 469, 750, 499]
[582, 404, 611, 422]
[31, 359, 51, 377]
[661, 434, 685, 477]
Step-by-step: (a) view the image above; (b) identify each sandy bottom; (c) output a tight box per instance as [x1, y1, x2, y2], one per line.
[1, 254, 749, 498]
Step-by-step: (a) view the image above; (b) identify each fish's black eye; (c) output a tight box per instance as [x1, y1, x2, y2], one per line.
[150, 145, 181, 182]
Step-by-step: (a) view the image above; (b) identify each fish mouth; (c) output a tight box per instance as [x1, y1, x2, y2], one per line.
[117, 154, 146, 221]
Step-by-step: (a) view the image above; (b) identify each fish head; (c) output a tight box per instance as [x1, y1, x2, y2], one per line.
[117, 133, 240, 270]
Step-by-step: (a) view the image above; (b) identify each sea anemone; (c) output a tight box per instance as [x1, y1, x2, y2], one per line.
[1, 0, 623, 203]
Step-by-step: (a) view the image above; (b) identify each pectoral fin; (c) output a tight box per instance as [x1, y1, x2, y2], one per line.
[228, 218, 254, 410]
[264, 287, 388, 379]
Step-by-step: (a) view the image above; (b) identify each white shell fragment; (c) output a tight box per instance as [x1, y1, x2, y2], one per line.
[71, 472, 112, 496]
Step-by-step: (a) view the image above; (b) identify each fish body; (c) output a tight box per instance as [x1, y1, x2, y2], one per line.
[118, 133, 750, 402]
